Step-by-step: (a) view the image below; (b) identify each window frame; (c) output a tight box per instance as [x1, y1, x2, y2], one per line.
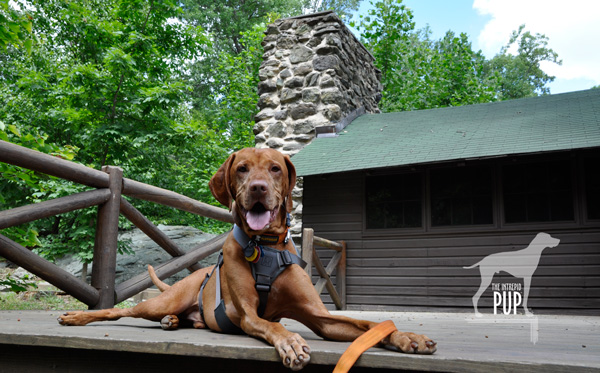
[362, 169, 427, 235]
[361, 151, 597, 237]
[498, 155, 580, 228]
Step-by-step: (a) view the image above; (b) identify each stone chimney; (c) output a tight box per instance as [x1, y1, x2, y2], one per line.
[253, 11, 382, 239]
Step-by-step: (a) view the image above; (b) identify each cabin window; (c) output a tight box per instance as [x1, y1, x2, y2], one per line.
[366, 173, 422, 229]
[430, 166, 494, 226]
[503, 160, 574, 223]
[585, 156, 600, 220]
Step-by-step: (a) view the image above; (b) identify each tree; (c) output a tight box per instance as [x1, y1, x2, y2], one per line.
[0, 0, 212, 264]
[352, 0, 495, 111]
[0, 0, 33, 52]
[485, 24, 562, 99]
[180, 0, 304, 54]
[352, 0, 561, 111]
[209, 22, 268, 150]
[305, 0, 362, 20]
[181, 0, 362, 54]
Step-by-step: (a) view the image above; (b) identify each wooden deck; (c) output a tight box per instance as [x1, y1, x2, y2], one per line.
[0, 310, 598, 372]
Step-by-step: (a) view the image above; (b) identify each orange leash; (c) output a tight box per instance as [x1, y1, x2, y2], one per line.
[333, 320, 397, 373]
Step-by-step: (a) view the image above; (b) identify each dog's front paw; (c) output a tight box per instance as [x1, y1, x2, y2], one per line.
[389, 331, 437, 354]
[57, 311, 87, 326]
[274, 332, 311, 371]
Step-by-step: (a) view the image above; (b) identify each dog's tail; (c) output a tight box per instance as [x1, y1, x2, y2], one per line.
[463, 261, 480, 270]
[148, 265, 170, 292]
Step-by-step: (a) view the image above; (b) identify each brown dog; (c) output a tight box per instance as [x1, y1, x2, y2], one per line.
[58, 148, 436, 370]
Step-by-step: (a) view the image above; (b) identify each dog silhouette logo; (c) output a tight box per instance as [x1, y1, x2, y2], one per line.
[464, 232, 560, 317]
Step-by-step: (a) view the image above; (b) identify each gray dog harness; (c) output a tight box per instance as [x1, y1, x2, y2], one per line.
[199, 222, 306, 334]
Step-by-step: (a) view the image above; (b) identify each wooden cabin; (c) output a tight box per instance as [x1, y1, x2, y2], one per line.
[292, 88, 600, 313]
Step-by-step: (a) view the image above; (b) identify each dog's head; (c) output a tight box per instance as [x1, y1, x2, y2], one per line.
[532, 232, 561, 250]
[209, 148, 296, 234]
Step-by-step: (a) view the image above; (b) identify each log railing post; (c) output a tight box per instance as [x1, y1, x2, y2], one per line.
[301, 228, 314, 278]
[91, 166, 123, 309]
[338, 241, 347, 310]
[302, 228, 347, 310]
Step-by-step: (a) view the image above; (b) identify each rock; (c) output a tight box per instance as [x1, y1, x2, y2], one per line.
[284, 76, 304, 88]
[277, 34, 297, 49]
[293, 63, 312, 76]
[280, 88, 302, 104]
[289, 45, 314, 64]
[293, 120, 315, 135]
[274, 109, 288, 120]
[267, 121, 287, 138]
[279, 68, 292, 79]
[258, 93, 279, 109]
[313, 55, 340, 71]
[302, 87, 320, 103]
[289, 103, 317, 120]
[55, 226, 219, 286]
[258, 80, 277, 93]
[266, 138, 284, 149]
[320, 74, 335, 88]
[283, 142, 304, 152]
[266, 25, 280, 35]
[323, 104, 342, 121]
[254, 108, 274, 122]
[304, 72, 320, 87]
[321, 88, 344, 106]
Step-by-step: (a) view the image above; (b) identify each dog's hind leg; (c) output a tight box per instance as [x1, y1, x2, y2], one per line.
[472, 269, 494, 317]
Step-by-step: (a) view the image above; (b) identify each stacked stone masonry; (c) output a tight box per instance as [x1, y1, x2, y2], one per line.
[253, 11, 382, 239]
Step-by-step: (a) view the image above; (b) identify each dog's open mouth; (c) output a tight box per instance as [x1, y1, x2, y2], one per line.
[243, 202, 278, 231]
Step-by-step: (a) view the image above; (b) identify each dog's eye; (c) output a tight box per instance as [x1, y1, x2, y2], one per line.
[271, 165, 281, 173]
[238, 165, 248, 173]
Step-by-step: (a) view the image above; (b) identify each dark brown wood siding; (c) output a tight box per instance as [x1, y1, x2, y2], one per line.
[301, 152, 600, 312]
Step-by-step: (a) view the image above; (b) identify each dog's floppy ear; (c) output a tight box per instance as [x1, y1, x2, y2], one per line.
[209, 152, 236, 209]
[284, 154, 296, 213]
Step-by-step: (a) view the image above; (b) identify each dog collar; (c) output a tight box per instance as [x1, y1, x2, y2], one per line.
[233, 214, 294, 263]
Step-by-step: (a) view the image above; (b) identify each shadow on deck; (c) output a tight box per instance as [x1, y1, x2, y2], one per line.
[0, 310, 599, 372]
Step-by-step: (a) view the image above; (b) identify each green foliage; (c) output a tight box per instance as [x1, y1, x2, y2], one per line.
[306, 0, 362, 20]
[485, 24, 562, 99]
[0, 274, 37, 293]
[352, 0, 495, 111]
[9, 0, 208, 169]
[181, 0, 304, 54]
[0, 121, 77, 247]
[352, 0, 560, 111]
[209, 21, 270, 150]
[0, 0, 33, 53]
[0, 0, 221, 265]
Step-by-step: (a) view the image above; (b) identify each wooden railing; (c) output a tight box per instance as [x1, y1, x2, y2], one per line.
[0, 139, 233, 309]
[301, 228, 346, 310]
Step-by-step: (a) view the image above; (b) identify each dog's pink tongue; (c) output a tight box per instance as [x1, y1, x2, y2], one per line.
[247, 210, 270, 231]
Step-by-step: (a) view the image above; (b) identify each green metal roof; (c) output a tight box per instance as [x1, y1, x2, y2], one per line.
[292, 88, 600, 176]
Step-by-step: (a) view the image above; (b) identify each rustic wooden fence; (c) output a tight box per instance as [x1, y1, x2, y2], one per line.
[302, 228, 346, 310]
[0, 139, 233, 309]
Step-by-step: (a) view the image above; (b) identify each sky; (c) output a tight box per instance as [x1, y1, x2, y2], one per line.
[350, 0, 600, 94]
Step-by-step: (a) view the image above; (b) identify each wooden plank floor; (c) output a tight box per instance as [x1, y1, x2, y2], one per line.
[0, 310, 598, 372]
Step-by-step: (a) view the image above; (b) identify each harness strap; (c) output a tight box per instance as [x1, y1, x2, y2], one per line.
[251, 246, 306, 317]
[198, 253, 244, 334]
[214, 253, 244, 334]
